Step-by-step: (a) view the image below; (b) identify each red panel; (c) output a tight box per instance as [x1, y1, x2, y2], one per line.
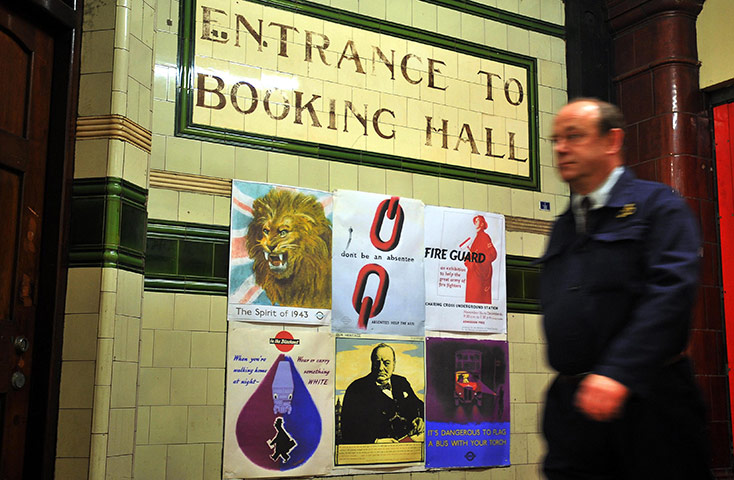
[713, 102, 734, 445]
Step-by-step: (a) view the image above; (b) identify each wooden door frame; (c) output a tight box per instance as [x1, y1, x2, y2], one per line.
[0, 0, 82, 478]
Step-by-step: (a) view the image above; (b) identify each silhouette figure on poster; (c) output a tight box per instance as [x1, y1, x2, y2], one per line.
[464, 215, 497, 304]
[269, 417, 297, 463]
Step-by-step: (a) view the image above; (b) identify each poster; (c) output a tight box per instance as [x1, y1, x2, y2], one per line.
[424, 206, 506, 333]
[334, 336, 425, 466]
[331, 190, 425, 336]
[424, 337, 510, 468]
[229, 180, 332, 324]
[223, 325, 334, 478]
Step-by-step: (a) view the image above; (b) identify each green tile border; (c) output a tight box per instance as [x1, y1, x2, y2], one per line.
[176, 0, 541, 191]
[421, 0, 565, 39]
[69, 177, 148, 273]
[143, 218, 541, 314]
[145, 219, 229, 294]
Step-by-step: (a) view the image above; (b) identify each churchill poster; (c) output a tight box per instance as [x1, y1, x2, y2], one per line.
[424, 206, 506, 333]
[228, 180, 332, 324]
[334, 336, 425, 466]
[331, 190, 425, 336]
[223, 325, 334, 478]
[424, 337, 510, 469]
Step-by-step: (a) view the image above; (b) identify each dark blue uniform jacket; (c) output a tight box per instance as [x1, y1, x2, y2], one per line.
[539, 169, 700, 396]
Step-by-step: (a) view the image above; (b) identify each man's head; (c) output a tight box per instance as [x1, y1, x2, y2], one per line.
[551, 98, 625, 195]
[370, 343, 395, 386]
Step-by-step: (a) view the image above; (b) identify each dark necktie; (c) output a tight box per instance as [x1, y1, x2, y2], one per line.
[580, 196, 591, 234]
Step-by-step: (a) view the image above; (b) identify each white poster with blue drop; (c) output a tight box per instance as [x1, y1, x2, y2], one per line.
[424, 337, 510, 469]
[223, 324, 334, 478]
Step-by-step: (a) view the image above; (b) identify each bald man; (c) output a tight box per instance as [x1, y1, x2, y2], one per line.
[539, 99, 711, 479]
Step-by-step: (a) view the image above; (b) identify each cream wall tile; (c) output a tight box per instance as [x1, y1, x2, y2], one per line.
[140, 329, 154, 367]
[147, 188, 179, 221]
[488, 186, 512, 215]
[174, 294, 211, 331]
[357, 165, 386, 194]
[299, 157, 330, 191]
[59, 361, 95, 408]
[438, 178, 464, 208]
[142, 1, 155, 46]
[213, 196, 231, 226]
[329, 161, 359, 191]
[436, 8, 461, 37]
[489, 466, 515, 479]
[386, 0, 411, 24]
[191, 332, 226, 368]
[138, 367, 171, 405]
[106, 455, 133, 480]
[201, 142, 236, 179]
[187, 406, 223, 443]
[107, 408, 136, 455]
[412, 174, 439, 206]
[506, 231, 523, 256]
[507, 26, 529, 56]
[541, 1, 564, 25]
[510, 342, 536, 372]
[506, 312, 523, 342]
[204, 443, 223, 480]
[485, 20, 508, 50]
[523, 233, 546, 258]
[210, 296, 227, 332]
[81, 30, 115, 74]
[122, 142, 149, 187]
[234, 147, 268, 182]
[496, 0, 519, 13]
[512, 402, 538, 433]
[128, 36, 153, 86]
[65, 268, 101, 314]
[91, 385, 111, 433]
[509, 373, 525, 402]
[528, 32, 552, 61]
[166, 444, 204, 480]
[510, 189, 534, 218]
[518, 0, 540, 18]
[385, 170, 413, 198]
[461, 13, 484, 44]
[152, 99, 175, 136]
[268, 152, 300, 186]
[116, 269, 143, 317]
[128, 0, 143, 40]
[527, 433, 547, 465]
[148, 406, 188, 444]
[74, 138, 109, 179]
[166, 136, 202, 174]
[509, 432, 528, 464]
[525, 373, 550, 403]
[412, 1, 436, 30]
[136, 406, 151, 445]
[54, 458, 89, 480]
[207, 369, 225, 405]
[171, 368, 207, 405]
[359, 0, 386, 19]
[153, 330, 191, 367]
[110, 362, 138, 407]
[79, 73, 113, 116]
[550, 37, 565, 65]
[539, 60, 563, 89]
[82, 0, 116, 31]
[156, 31, 179, 67]
[143, 292, 174, 329]
[56, 409, 92, 457]
[134, 445, 167, 479]
[62, 314, 99, 361]
[179, 192, 214, 224]
[96, 338, 114, 385]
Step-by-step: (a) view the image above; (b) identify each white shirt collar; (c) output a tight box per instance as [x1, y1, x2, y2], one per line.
[571, 166, 624, 213]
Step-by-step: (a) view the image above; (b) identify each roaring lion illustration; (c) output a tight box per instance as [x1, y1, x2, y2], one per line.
[246, 189, 332, 308]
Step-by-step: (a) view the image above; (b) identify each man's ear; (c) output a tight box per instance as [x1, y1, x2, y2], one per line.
[605, 127, 625, 155]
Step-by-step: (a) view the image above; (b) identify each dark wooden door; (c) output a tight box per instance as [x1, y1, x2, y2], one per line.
[0, 4, 53, 478]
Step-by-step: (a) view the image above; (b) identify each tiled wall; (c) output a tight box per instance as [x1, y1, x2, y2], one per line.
[60, 0, 568, 478]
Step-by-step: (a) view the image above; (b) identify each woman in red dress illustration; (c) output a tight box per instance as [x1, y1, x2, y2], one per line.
[464, 215, 497, 304]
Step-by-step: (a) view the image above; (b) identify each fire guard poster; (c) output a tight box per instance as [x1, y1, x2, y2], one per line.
[228, 180, 332, 325]
[331, 190, 425, 336]
[223, 325, 334, 478]
[424, 206, 506, 333]
[334, 336, 425, 467]
[424, 337, 510, 469]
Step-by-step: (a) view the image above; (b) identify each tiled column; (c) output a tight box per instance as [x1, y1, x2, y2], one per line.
[56, 0, 154, 478]
[606, 0, 730, 472]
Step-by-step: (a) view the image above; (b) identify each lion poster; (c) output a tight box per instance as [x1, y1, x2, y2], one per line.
[229, 181, 332, 325]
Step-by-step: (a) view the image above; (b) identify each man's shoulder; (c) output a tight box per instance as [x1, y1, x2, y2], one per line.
[614, 172, 689, 212]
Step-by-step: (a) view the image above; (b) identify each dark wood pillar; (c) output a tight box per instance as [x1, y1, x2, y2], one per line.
[607, 0, 732, 474]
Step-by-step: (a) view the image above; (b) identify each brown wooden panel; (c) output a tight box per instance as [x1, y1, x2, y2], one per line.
[0, 27, 29, 138]
[0, 168, 20, 322]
